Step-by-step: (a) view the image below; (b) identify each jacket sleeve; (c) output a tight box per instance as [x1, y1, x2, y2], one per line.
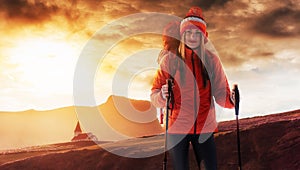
[208, 52, 234, 109]
[150, 54, 171, 108]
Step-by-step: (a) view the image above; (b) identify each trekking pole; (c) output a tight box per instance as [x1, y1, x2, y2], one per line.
[163, 79, 172, 170]
[233, 84, 242, 170]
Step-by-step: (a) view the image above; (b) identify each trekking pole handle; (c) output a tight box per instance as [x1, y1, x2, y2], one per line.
[166, 79, 173, 102]
[233, 84, 240, 116]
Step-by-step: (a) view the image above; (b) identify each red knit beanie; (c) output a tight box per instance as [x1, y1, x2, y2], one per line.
[180, 6, 208, 37]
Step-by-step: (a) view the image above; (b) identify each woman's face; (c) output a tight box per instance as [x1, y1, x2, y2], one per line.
[184, 28, 203, 49]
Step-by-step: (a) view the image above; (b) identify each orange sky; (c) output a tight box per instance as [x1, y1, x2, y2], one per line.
[0, 0, 300, 120]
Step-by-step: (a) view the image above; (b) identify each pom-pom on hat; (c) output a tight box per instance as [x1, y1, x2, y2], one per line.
[180, 6, 208, 37]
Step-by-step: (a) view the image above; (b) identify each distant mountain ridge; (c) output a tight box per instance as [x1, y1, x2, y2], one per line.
[0, 95, 162, 150]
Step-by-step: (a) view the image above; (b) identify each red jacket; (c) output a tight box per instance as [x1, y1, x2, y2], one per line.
[151, 47, 234, 134]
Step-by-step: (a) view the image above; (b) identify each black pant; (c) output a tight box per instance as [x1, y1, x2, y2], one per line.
[168, 133, 217, 170]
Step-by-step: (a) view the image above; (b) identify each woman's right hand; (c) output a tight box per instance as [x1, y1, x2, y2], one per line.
[161, 83, 169, 100]
[161, 79, 174, 100]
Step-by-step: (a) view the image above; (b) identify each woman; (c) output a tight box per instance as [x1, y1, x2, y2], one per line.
[151, 7, 234, 170]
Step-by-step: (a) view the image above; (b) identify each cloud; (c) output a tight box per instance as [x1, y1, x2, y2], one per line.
[253, 7, 300, 37]
[0, 0, 59, 24]
[190, 0, 233, 10]
[0, 0, 92, 35]
[101, 1, 140, 18]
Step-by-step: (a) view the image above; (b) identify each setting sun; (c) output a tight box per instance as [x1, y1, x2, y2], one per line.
[7, 37, 79, 95]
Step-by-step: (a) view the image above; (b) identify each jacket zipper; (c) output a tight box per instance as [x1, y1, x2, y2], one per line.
[191, 50, 198, 135]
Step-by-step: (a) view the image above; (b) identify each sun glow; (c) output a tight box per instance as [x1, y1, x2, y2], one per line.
[7, 37, 79, 95]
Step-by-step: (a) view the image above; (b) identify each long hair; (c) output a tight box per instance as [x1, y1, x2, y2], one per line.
[178, 32, 209, 87]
